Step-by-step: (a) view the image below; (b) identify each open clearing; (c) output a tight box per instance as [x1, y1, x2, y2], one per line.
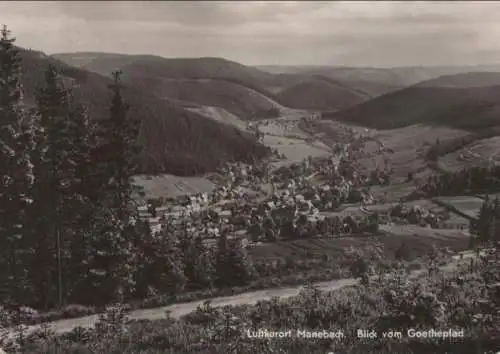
[380, 224, 469, 239]
[369, 182, 417, 202]
[192, 105, 331, 166]
[259, 120, 309, 139]
[434, 196, 484, 219]
[439, 135, 500, 172]
[358, 124, 469, 179]
[263, 134, 331, 163]
[365, 199, 447, 214]
[187, 106, 247, 130]
[374, 124, 469, 150]
[133, 174, 215, 199]
[249, 228, 469, 262]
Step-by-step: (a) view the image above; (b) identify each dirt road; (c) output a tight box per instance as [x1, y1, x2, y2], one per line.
[12, 251, 476, 336]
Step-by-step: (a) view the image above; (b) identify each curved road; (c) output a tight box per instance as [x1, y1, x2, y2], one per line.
[9, 251, 477, 336]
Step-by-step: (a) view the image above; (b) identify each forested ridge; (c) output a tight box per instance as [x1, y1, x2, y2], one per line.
[17, 45, 271, 176]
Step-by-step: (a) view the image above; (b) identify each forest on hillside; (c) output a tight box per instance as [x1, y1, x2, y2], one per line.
[0, 26, 262, 313]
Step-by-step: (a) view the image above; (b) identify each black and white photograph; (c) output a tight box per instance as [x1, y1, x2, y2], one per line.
[0, 1, 500, 353]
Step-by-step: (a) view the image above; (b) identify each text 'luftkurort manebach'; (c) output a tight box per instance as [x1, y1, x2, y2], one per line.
[245, 328, 466, 340]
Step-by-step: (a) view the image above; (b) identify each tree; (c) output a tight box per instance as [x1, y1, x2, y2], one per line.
[472, 196, 496, 244]
[146, 230, 186, 296]
[178, 231, 213, 290]
[366, 212, 380, 233]
[95, 70, 141, 224]
[65, 106, 102, 303]
[83, 71, 141, 304]
[0, 25, 35, 307]
[215, 232, 255, 288]
[190, 235, 214, 289]
[31, 64, 84, 308]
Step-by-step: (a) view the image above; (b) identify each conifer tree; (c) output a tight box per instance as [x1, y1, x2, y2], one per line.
[215, 232, 255, 288]
[474, 196, 495, 243]
[0, 25, 35, 307]
[96, 70, 141, 224]
[178, 231, 213, 290]
[135, 226, 186, 297]
[31, 64, 77, 308]
[66, 106, 101, 303]
[84, 71, 141, 304]
[214, 231, 231, 288]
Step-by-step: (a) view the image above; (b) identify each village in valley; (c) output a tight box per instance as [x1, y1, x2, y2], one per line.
[136, 113, 476, 265]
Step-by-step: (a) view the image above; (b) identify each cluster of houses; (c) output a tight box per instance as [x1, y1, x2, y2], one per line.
[136, 123, 469, 250]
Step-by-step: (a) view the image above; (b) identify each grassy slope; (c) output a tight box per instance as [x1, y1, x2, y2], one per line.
[21, 49, 270, 176]
[126, 77, 284, 119]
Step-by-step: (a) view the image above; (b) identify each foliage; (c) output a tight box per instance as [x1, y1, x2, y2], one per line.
[469, 196, 500, 244]
[8, 246, 500, 354]
[423, 165, 500, 196]
[0, 25, 35, 308]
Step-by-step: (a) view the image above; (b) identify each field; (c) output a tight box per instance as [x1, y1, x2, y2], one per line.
[380, 224, 469, 239]
[190, 105, 331, 167]
[248, 228, 469, 262]
[434, 196, 484, 219]
[263, 134, 330, 164]
[258, 120, 310, 139]
[439, 135, 500, 172]
[133, 173, 215, 199]
[369, 182, 417, 202]
[358, 124, 470, 179]
[365, 198, 446, 213]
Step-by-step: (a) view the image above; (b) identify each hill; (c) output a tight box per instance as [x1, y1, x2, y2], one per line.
[415, 72, 500, 88]
[20, 49, 270, 175]
[257, 64, 500, 87]
[53, 52, 277, 90]
[322, 72, 500, 130]
[53, 52, 381, 112]
[121, 76, 285, 119]
[275, 77, 368, 111]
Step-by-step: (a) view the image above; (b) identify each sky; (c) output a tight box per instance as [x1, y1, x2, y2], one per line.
[2, 1, 500, 67]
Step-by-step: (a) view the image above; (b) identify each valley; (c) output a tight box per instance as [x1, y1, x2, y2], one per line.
[2, 7, 500, 352]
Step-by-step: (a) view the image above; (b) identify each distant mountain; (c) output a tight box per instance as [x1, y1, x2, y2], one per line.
[21, 49, 270, 176]
[415, 72, 500, 88]
[275, 77, 368, 111]
[53, 52, 382, 113]
[323, 72, 500, 130]
[53, 52, 277, 89]
[257, 64, 500, 88]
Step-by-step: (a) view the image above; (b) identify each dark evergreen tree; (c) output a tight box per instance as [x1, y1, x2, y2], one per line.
[96, 70, 141, 224]
[215, 232, 255, 288]
[492, 197, 500, 242]
[66, 106, 102, 304]
[83, 70, 141, 304]
[476, 196, 495, 243]
[180, 234, 214, 290]
[0, 25, 35, 307]
[138, 229, 186, 297]
[31, 64, 80, 308]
